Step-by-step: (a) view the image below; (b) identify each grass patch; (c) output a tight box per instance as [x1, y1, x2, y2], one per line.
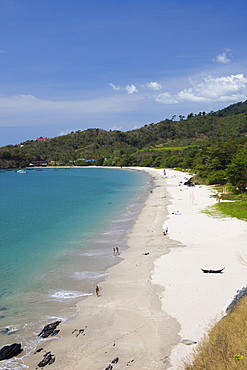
[202, 202, 247, 221]
[136, 146, 191, 153]
[203, 189, 247, 221]
[217, 201, 247, 221]
[184, 296, 247, 370]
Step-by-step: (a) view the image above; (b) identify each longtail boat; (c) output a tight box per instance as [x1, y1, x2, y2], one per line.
[201, 267, 225, 274]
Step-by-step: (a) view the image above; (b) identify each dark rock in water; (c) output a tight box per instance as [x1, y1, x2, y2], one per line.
[226, 287, 247, 314]
[38, 320, 61, 338]
[0, 343, 23, 360]
[37, 352, 55, 367]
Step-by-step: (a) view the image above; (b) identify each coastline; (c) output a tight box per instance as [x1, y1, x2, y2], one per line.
[21, 166, 247, 369]
[24, 167, 181, 369]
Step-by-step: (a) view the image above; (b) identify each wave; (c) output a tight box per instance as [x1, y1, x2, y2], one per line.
[73, 271, 109, 280]
[47, 290, 92, 302]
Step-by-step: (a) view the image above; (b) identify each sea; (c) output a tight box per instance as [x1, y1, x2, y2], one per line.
[0, 167, 151, 369]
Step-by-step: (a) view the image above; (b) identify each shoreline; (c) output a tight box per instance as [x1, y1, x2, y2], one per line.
[19, 166, 247, 369]
[24, 167, 181, 369]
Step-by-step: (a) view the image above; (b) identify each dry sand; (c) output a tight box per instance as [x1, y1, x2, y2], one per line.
[152, 169, 247, 368]
[23, 167, 247, 369]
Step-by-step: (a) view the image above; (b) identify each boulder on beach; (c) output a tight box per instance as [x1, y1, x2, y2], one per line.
[38, 320, 61, 338]
[37, 351, 55, 367]
[0, 342, 23, 360]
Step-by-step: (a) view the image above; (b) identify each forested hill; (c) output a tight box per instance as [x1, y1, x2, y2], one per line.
[1, 100, 247, 191]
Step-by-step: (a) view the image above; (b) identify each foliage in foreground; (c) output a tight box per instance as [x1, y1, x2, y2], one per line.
[183, 296, 247, 370]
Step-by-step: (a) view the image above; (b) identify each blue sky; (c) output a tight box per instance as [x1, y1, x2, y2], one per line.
[1, 0, 247, 146]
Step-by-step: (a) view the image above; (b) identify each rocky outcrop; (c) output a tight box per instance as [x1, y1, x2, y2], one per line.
[226, 287, 247, 314]
[0, 343, 23, 360]
[38, 320, 61, 338]
[37, 352, 55, 367]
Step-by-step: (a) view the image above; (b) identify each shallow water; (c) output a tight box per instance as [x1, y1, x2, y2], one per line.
[0, 167, 150, 368]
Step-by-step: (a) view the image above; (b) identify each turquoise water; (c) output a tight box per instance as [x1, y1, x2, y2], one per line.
[0, 167, 150, 366]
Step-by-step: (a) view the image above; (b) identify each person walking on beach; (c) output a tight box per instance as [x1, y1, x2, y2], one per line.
[116, 247, 119, 255]
[95, 285, 99, 297]
[113, 247, 116, 255]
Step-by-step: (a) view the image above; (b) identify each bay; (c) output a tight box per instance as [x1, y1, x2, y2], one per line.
[0, 167, 150, 362]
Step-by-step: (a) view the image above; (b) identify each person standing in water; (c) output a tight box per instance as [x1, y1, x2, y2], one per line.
[95, 285, 99, 297]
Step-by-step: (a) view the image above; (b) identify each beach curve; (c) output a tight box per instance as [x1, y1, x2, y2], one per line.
[23, 167, 181, 370]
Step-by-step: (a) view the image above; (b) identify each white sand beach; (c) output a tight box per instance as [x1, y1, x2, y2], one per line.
[23, 167, 247, 369]
[152, 169, 247, 368]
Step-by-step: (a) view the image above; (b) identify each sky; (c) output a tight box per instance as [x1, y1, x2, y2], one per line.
[0, 0, 247, 146]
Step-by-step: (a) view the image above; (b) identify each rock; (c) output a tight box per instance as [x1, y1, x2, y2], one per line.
[38, 320, 61, 338]
[111, 357, 119, 363]
[105, 365, 113, 370]
[34, 348, 43, 354]
[226, 287, 247, 314]
[37, 352, 55, 367]
[0, 343, 23, 360]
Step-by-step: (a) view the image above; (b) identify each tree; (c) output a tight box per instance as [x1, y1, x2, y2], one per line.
[226, 149, 247, 192]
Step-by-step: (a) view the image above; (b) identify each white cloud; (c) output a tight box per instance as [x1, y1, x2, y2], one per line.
[109, 83, 120, 91]
[213, 49, 231, 64]
[146, 81, 163, 90]
[125, 84, 139, 94]
[155, 92, 180, 104]
[0, 93, 141, 127]
[154, 74, 247, 104]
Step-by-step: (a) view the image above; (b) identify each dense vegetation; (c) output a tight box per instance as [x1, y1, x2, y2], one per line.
[1, 100, 247, 191]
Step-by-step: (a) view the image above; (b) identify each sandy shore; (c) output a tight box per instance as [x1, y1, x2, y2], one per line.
[152, 169, 247, 368]
[24, 168, 180, 370]
[22, 167, 247, 369]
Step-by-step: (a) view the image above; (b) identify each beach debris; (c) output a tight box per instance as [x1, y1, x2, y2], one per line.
[0, 342, 23, 360]
[181, 339, 197, 346]
[38, 320, 61, 338]
[226, 286, 247, 314]
[111, 357, 119, 364]
[37, 351, 55, 367]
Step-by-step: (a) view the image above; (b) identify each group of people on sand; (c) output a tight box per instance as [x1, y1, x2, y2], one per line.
[95, 247, 120, 297]
[113, 247, 120, 255]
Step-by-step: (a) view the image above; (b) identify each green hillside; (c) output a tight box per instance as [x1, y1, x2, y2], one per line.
[1, 100, 247, 191]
